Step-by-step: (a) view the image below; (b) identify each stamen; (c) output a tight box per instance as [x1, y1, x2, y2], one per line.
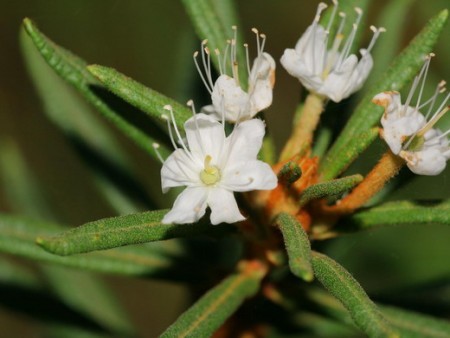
[164, 105, 190, 156]
[193, 51, 213, 94]
[252, 28, 260, 57]
[187, 100, 205, 155]
[337, 7, 363, 68]
[366, 26, 386, 54]
[161, 113, 178, 150]
[201, 40, 214, 89]
[223, 40, 231, 76]
[414, 52, 433, 112]
[314, 3, 328, 24]
[259, 33, 267, 55]
[424, 80, 446, 119]
[152, 143, 164, 163]
[215, 48, 223, 75]
[419, 105, 449, 136]
[325, 12, 346, 73]
[244, 43, 251, 75]
[325, 0, 339, 33]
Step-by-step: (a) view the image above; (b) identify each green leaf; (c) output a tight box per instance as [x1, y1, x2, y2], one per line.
[87, 65, 192, 129]
[0, 214, 190, 279]
[37, 210, 234, 256]
[343, 200, 450, 232]
[21, 18, 170, 161]
[0, 258, 41, 289]
[380, 304, 450, 338]
[161, 262, 265, 337]
[42, 265, 134, 335]
[275, 213, 314, 282]
[320, 10, 448, 180]
[299, 174, 363, 206]
[311, 251, 398, 337]
[180, 0, 248, 88]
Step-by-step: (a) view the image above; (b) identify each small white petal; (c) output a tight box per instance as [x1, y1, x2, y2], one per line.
[248, 52, 276, 114]
[211, 75, 249, 122]
[401, 148, 447, 176]
[222, 160, 277, 192]
[208, 188, 245, 225]
[161, 149, 201, 193]
[162, 187, 208, 224]
[222, 118, 265, 166]
[184, 113, 225, 161]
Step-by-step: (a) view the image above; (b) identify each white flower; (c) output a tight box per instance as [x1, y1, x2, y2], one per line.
[194, 27, 276, 122]
[374, 54, 450, 176]
[159, 106, 277, 225]
[280, 1, 384, 102]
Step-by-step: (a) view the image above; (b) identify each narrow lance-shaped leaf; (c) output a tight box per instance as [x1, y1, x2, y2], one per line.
[161, 261, 266, 337]
[0, 214, 194, 279]
[37, 210, 234, 256]
[87, 65, 192, 129]
[21, 18, 171, 161]
[380, 304, 450, 338]
[299, 174, 363, 207]
[180, 0, 248, 88]
[275, 213, 314, 282]
[342, 200, 450, 232]
[311, 251, 399, 338]
[320, 10, 448, 180]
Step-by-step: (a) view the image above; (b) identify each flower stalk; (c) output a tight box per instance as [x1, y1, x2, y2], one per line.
[280, 93, 325, 161]
[323, 150, 404, 214]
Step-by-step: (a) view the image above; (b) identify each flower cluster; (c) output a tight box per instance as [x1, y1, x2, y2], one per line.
[158, 28, 278, 225]
[281, 1, 384, 102]
[374, 54, 450, 175]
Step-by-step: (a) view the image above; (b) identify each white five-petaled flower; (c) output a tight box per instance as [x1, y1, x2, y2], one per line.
[194, 27, 276, 123]
[159, 105, 277, 225]
[280, 1, 385, 102]
[373, 54, 450, 176]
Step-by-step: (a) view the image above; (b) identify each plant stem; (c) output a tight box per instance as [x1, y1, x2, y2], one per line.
[280, 93, 325, 161]
[325, 150, 404, 214]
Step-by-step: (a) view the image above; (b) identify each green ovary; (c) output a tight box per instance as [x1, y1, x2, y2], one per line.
[200, 155, 221, 185]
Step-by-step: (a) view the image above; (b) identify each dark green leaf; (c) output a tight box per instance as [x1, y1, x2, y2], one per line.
[299, 174, 363, 206]
[343, 200, 450, 232]
[161, 262, 265, 337]
[320, 10, 448, 180]
[37, 210, 234, 256]
[21, 18, 170, 161]
[275, 213, 313, 282]
[87, 65, 192, 129]
[311, 251, 398, 337]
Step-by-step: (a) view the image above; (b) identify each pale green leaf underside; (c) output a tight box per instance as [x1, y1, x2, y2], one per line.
[161, 268, 263, 337]
[22, 18, 171, 161]
[311, 251, 398, 337]
[320, 10, 448, 180]
[344, 200, 450, 231]
[37, 210, 234, 256]
[276, 213, 314, 282]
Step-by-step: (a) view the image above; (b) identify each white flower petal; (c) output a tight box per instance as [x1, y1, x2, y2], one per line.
[401, 148, 447, 176]
[221, 118, 265, 167]
[208, 188, 245, 225]
[222, 160, 277, 192]
[184, 113, 225, 161]
[162, 187, 208, 224]
[211, 75, 249, 122]
[248, 52, 276, 114]
[161, 149, 201, 193]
